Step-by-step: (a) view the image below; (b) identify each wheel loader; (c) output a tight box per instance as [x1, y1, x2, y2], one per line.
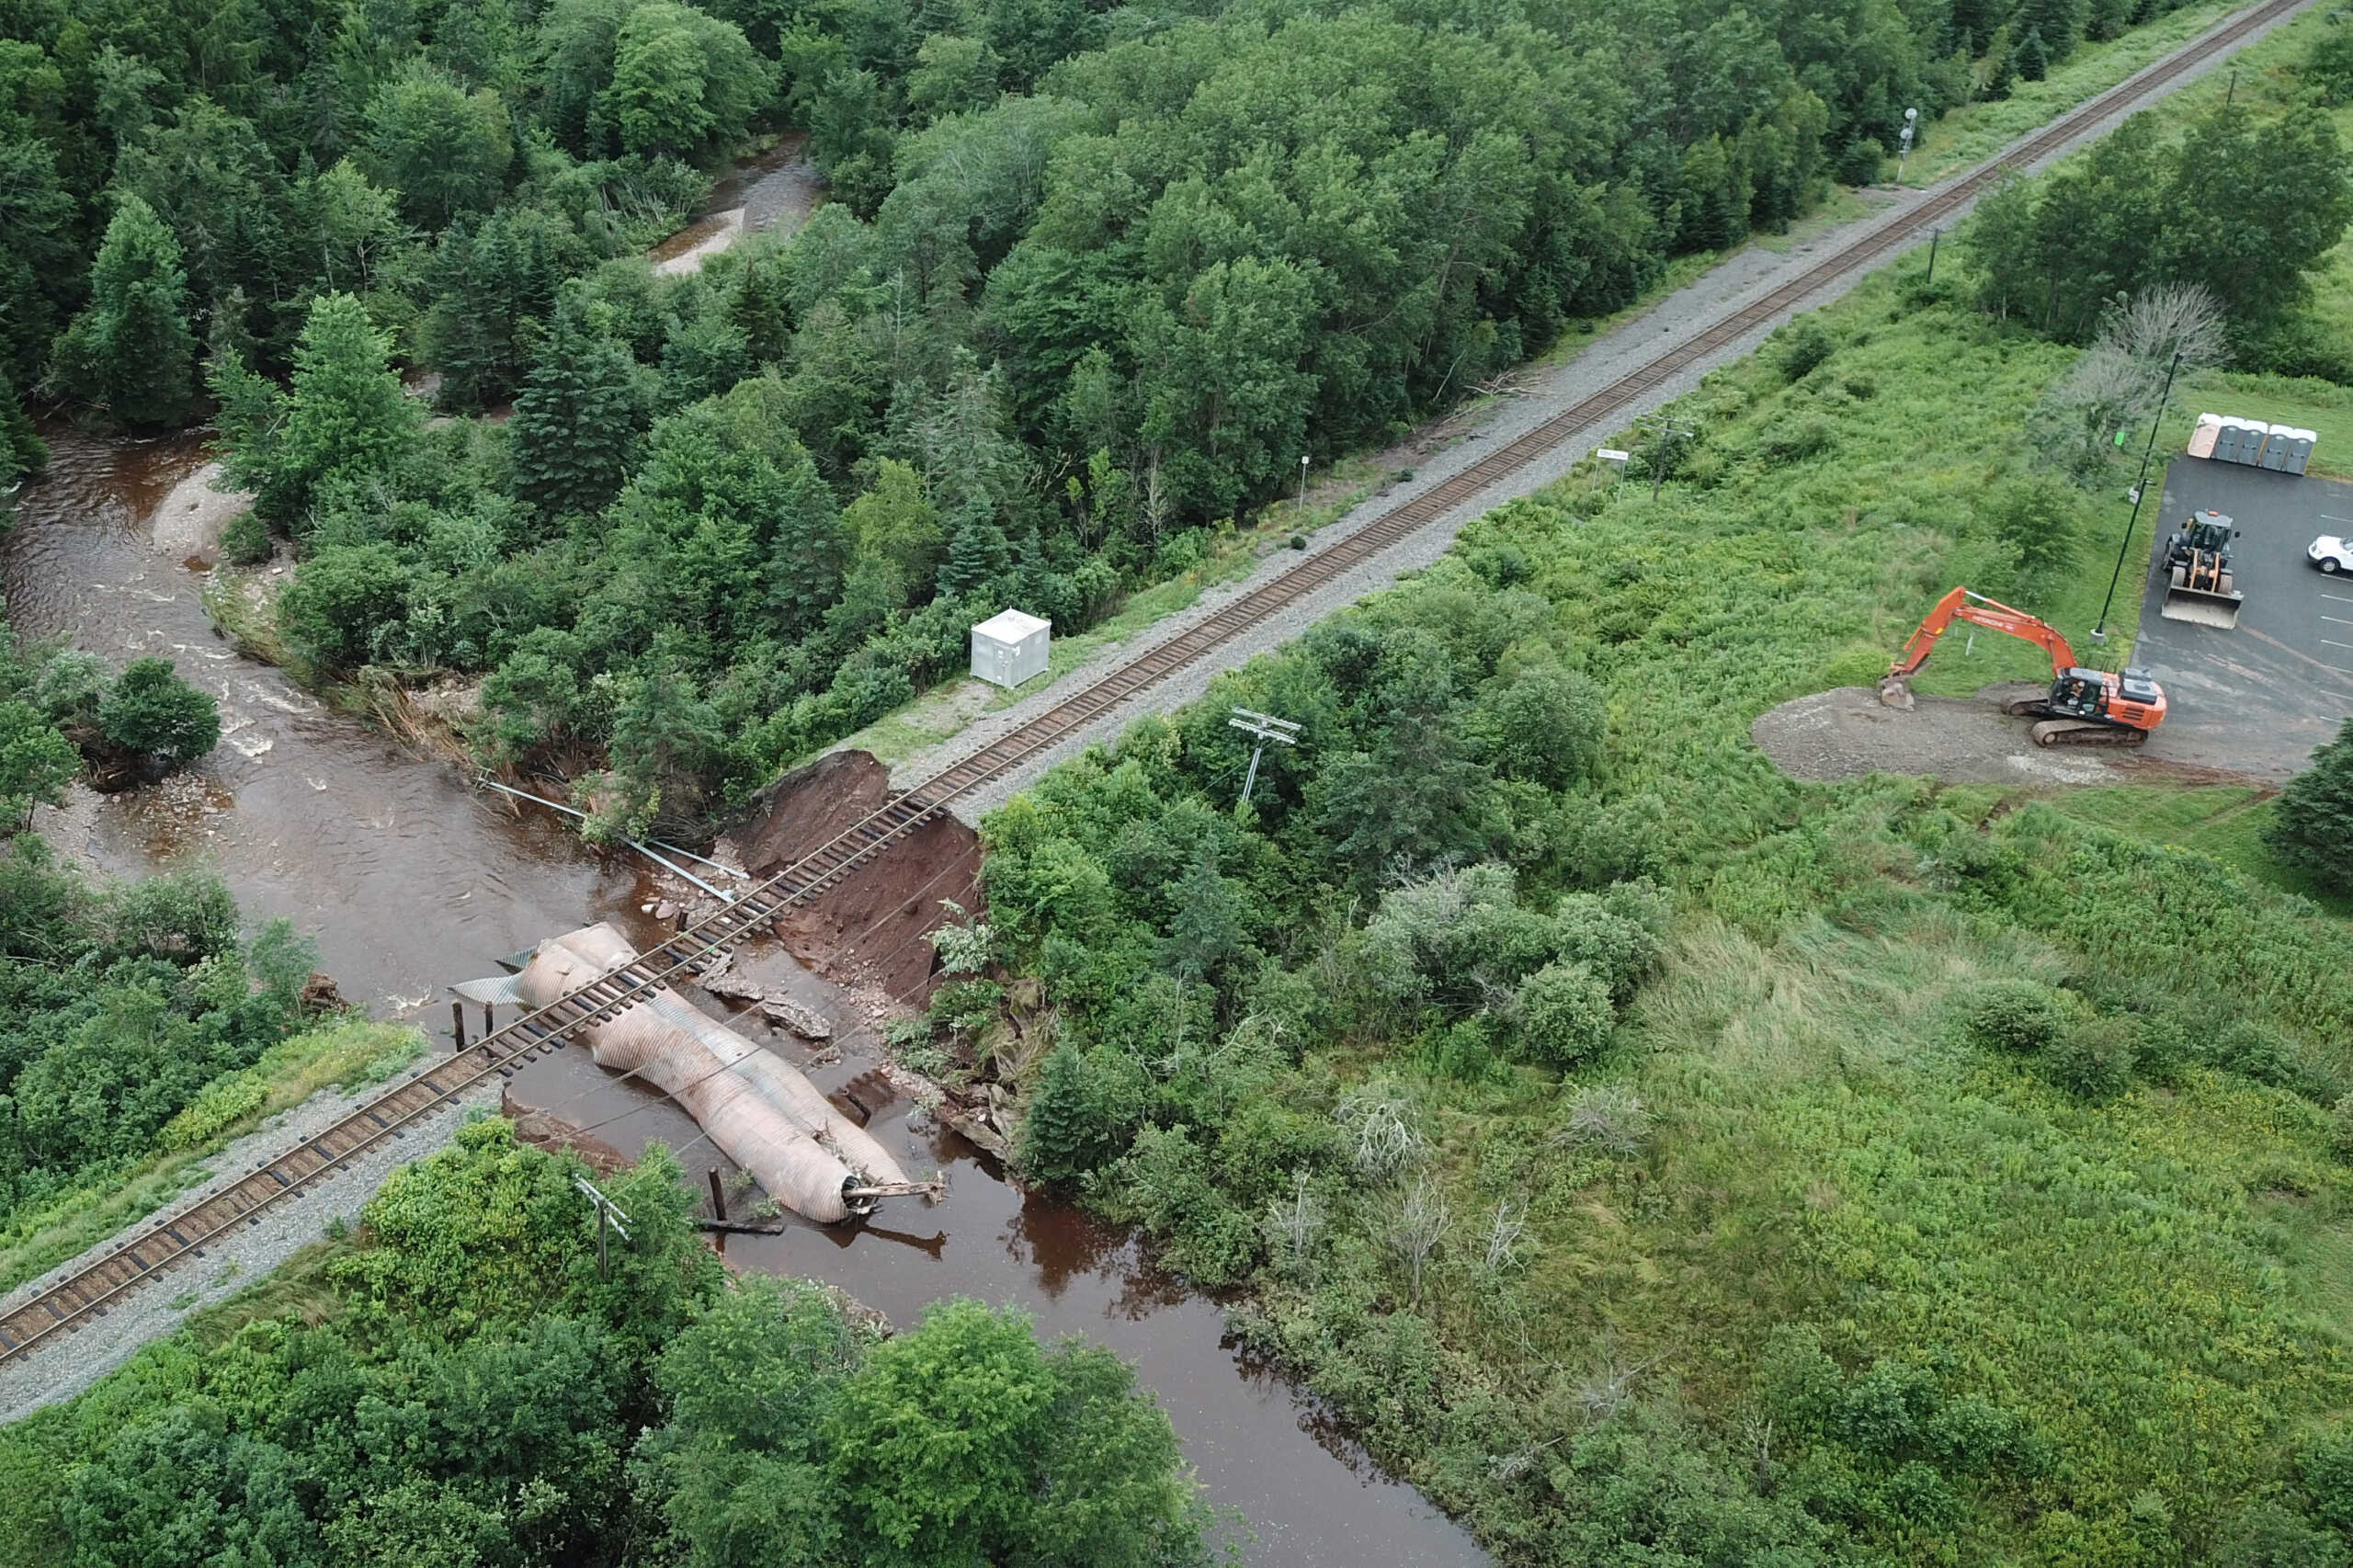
[2159, 508, 2242, 630]
[1880, 586, 2167, 746]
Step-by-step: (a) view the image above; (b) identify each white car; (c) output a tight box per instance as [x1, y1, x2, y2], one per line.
[2313, 535, 2353, 574]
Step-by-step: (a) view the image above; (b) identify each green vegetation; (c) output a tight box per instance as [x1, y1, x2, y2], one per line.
[0, 1119, 1213, 1568]
[864, 179, 2353, 1556]
[2, 617, 219, 810]
[2269, 718, 2353, 895]
[0, 840, 333, 1255]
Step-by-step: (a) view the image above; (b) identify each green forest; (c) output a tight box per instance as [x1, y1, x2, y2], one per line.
[0, 0, 2277, 837]
[0, 1119, 1215, 1568]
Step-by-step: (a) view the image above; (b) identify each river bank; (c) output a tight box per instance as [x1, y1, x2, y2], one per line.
[0, 426, 1485, 1565]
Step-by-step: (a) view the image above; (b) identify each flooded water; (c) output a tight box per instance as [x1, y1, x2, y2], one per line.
[0, 427, 1486, 1568]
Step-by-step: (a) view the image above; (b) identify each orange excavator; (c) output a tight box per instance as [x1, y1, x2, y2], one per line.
[1881, 586, 2167, 746]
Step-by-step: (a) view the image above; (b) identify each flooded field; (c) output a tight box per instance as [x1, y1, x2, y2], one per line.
[0, 426, 1485, 1567]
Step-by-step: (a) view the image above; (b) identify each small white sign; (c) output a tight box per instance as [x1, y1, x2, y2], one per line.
[1597, 448, 1631, 463]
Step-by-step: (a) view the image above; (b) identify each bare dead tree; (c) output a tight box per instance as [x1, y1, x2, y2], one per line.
[1390, 1173, 1449, 1303]
[2096, 281, 2229, 372]
[1481, 1199, 1529, 1273]
[1263, 1168, 1324, 1275]
[2032, 283, 2228, 486]
[1550, 1086, 1652, 1159]
[1574, 1334, 1658, 1426]
[1339, 1089, 1429, 1183]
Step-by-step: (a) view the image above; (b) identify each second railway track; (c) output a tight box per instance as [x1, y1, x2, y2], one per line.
[0, 0, 2311, 1369]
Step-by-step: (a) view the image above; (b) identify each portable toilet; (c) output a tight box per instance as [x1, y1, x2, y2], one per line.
[2225, 416, 2264, 464]
[970, 608, 1051, 689]
[2261, 423, 2297, 471]
[2282, 427, 2317, 475]
[2187, 413, 2221, 460]
[2211, 418, 2244, 463]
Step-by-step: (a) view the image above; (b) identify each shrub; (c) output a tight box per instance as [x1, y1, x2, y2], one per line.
[1515, 960, 1615, 1068]
[1778, 317, 1836, 381]
[1552, 892, 1661, 1006]
[2302, 1426, 2353, 1535]
[1470, 662, 1608, 788]
[1959, 979, 2075, 1054]
[220, 509, 274, 565]
[2217, 1019, 2302, 1089]
[2042, 1016, 2137, 1099]
[97, 657, 221, 770]
[1551, 1085, 1651, 1157]
[2305, 27, 2353, 107]
[2268, 718, 2353, 895]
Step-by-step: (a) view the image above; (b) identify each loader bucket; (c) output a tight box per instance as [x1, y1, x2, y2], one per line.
[2160, 585, 2244, 629]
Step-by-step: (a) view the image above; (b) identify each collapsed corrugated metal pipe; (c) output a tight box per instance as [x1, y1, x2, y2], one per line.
[510, 923, 918, 1224]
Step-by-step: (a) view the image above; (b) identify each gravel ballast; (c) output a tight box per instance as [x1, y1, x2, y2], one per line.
[892, 0, 2317, 822]
[0, 1055, 499, 1424]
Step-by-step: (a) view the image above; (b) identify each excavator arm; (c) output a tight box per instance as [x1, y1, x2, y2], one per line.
[1886, 586, 2076, 681]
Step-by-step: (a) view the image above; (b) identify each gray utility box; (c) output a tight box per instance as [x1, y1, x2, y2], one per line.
[971, 608, 1051, 689]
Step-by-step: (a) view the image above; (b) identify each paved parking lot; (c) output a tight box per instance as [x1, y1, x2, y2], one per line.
[2129, 460, 2353, 778]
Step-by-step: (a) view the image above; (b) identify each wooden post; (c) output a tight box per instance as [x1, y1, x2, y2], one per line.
[482, 1003, 494, 1037]
[707, 1168, 729, 1222]
[596, 1202, 609, 1280]
[451, 1001, 466, 1050]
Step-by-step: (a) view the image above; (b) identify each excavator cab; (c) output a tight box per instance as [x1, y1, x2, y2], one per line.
[2047, 668, 2108, 719]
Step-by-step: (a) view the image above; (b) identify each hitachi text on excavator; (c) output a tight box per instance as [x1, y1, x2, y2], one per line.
[1879, 586, 2167, 746]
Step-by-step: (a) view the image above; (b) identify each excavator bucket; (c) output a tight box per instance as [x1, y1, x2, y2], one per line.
[2160, 562, 2243, 629]
[1876, 675, 1915, 710]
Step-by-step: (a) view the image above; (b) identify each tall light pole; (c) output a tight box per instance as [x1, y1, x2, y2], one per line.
[1896, 107, 1918, 181]
[2092, 347, 2183, 642]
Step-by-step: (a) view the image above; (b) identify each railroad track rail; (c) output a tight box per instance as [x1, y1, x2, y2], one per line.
[0, 0, 2306, 1369]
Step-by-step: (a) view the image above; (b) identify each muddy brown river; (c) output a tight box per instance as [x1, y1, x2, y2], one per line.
[2, 428, 1485, 1567]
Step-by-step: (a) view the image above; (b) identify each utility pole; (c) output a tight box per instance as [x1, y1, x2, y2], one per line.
[1226, 707, 1301, 806]
[1298, 454, 1310, 510]
[574, 1175, 631, 1280]
[1925, 227, 1940, 286]
[1636, 413, 1693, 502]
[2093, 347, 2183, 642]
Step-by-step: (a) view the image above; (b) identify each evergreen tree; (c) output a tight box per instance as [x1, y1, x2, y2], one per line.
[0, 371, 45, 486]
[49, 195, 198, 427]
[2016, 27, 2049, 82]
[510, 297, 643, 517]
[2268, 718, 2353, 894]
[1019, 1044, 1098, 1184]
[213, 292, 417, 527]
[938, 500, 1010, 597]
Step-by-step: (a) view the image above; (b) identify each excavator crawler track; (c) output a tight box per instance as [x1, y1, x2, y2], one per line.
[2031, 720, 2146, 747]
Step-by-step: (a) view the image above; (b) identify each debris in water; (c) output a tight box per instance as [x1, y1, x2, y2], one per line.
[759, 994, 832, 1040]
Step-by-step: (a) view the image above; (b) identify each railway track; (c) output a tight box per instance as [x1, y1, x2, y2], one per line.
[0, 0, 2308, 1369]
